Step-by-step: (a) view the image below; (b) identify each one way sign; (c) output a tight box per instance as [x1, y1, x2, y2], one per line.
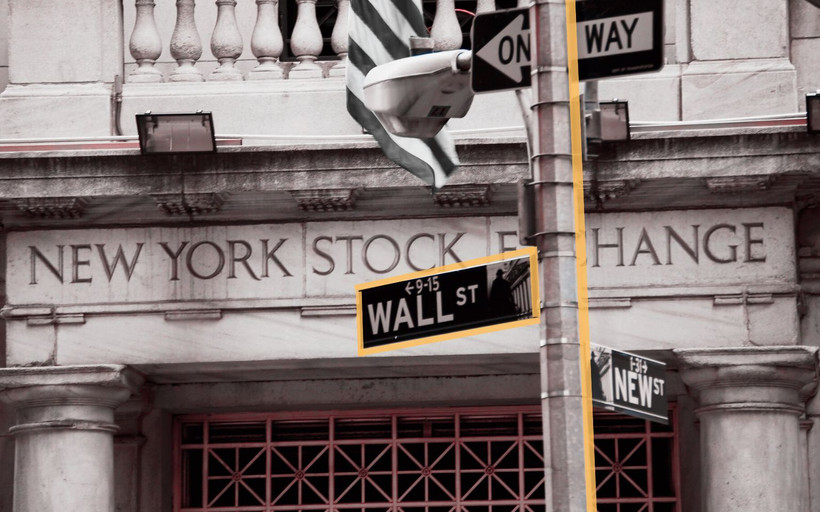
[471, 7, 531, 93]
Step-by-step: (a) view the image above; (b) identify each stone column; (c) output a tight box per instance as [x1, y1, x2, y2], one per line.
[676, 347, 817, 512]
[0, 365, 143, 512]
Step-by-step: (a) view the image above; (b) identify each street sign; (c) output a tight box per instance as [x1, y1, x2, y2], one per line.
[356, 247, 539, 355]
[471, 7, 531, 93]
[576, 0, 664, 81]
[470, 0, 663, 91]
[590, 344, 668, 424]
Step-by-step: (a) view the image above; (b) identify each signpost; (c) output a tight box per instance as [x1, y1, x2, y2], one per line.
[590, 344, 668, 424]
[356, 247, 539, 355]
[471, 0, 663, 93]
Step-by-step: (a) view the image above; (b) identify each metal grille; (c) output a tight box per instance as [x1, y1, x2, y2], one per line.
[175, 406, 678, 512]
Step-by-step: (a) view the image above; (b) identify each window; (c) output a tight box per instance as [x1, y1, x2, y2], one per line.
[175, 406, 678, 512]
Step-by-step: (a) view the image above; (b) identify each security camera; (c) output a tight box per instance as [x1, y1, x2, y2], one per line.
[363, 50, 474, 139]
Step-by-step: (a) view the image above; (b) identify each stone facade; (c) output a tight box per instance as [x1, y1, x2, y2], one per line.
[1, 1, 820, 512]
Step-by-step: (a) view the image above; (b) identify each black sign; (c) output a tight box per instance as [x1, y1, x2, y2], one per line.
[357, 248, 539, 355]
[471, 8, 532, 93]
[590, 344, 668, 424]
[576, 0, 664, 81]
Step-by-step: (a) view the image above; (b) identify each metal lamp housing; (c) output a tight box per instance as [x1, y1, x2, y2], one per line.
[363, 50, 474, 139]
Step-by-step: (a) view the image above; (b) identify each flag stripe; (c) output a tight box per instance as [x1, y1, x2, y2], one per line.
[386, 0, 428, 37]
[350, 0, 410, 61]
[347, 90, 436, 185]
[348, 39, 377, 76]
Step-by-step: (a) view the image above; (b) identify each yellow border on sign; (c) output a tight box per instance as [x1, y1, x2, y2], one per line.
[565, 1, 597, 511]
[356, 246, 540, 356]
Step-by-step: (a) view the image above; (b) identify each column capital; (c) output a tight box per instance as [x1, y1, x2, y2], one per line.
[674, 347, 818, 412]
[0, 364, 144, 409]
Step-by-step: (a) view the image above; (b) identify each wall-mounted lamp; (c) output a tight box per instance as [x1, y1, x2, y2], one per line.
[599, 100, 630, 141]
[807, 94, 820, 133]
[135, 112, 216, 154]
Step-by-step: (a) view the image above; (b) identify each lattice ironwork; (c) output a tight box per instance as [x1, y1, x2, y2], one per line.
[175, 406, 678, 512]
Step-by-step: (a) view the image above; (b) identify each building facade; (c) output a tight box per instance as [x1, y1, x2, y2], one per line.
[1, 1, 820, 512]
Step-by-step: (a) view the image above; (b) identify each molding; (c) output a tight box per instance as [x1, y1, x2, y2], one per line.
[13, 197, 88, 218]
[151, 193, 226, 216]
[704, 175, 775, 194]
[583, 179, 641, 203]
[290, 188, 360, 211]
[432, 185, 494, 207]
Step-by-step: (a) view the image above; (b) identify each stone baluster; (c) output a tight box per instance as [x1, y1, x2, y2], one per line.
[128, 0, 164, 82]
[170, 0, 204, 82]
[430, 0, 462, 51]
[476, 0, 495, 13]
[209, 0, 244, 81]
[328, 0, 349, 77]
[289, 0, 324, 79]
[249, 0, 285, 79]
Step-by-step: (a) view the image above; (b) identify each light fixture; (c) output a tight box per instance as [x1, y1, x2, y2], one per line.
[599, 100, 630, 141]
[807, 93, 820, 133]
[135, 111, 216, 154]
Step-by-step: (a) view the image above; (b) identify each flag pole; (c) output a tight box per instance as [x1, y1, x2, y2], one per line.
[529, 0, 595, 510]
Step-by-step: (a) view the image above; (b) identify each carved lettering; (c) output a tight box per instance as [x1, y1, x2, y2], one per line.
[96, 243, 143, 282]
[261, 239, 292, 277]
[363, 235, 400, 274]
[703, 224, 738, 263]
[312, 236, 335, 276]
[71, 244, 92, 283]
[743, 223, 766, 263]
[591, 227, 625, 267]
[30, 245, 64, 284]
[186, 241, 225, 280]
[439, 232, 465, 265]
[405, 233, 435, 271]
[159, 241, 189, 281]
[664, 225, 699, 265]
[336, 236, 363, 275]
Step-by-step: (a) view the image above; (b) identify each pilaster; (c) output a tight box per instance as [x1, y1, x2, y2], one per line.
[0, 365, 144, 512]
[682, 0, 797, 119]
[675, 347, 818, 512]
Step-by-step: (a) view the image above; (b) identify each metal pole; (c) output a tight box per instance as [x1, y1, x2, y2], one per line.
[529, 0, 589, 510]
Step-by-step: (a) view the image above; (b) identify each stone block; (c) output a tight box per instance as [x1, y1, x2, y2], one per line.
[748, 298, 800, 346]
[690, 0, 788, 60]
[791, 38, 820, 110]
[790, 0, 820, 39]
[5, 321, 55, 366]
[681, 59, 797, 120]
[8, 0, 120, 84]
[0, 84, 112, 137]
[597, 64, 682, 122]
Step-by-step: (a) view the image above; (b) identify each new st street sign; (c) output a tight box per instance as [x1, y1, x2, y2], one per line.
[590, 344, 668, 424]
[356, 248, 539, 355]
[471, 0, 663, 93]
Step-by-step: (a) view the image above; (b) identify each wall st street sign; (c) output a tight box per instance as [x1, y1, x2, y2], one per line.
[591, 344, 668, 424]
[356, 248, 539, 355]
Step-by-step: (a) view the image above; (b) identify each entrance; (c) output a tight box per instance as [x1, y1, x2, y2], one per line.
[175, 406, 678, 512]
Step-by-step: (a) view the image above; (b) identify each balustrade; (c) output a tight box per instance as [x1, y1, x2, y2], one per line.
[125, 0, 473, 82]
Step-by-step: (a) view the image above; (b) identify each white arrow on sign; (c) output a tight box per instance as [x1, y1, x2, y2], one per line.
[475, 14, 531, 83]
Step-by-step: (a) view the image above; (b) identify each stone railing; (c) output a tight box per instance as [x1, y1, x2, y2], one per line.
[126, 0, 494, 83]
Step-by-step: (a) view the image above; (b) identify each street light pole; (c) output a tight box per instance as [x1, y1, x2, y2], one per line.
[529, 0, 593, 511]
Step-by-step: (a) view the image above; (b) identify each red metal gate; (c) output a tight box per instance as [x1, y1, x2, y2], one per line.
[175, 406, 678, 512]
